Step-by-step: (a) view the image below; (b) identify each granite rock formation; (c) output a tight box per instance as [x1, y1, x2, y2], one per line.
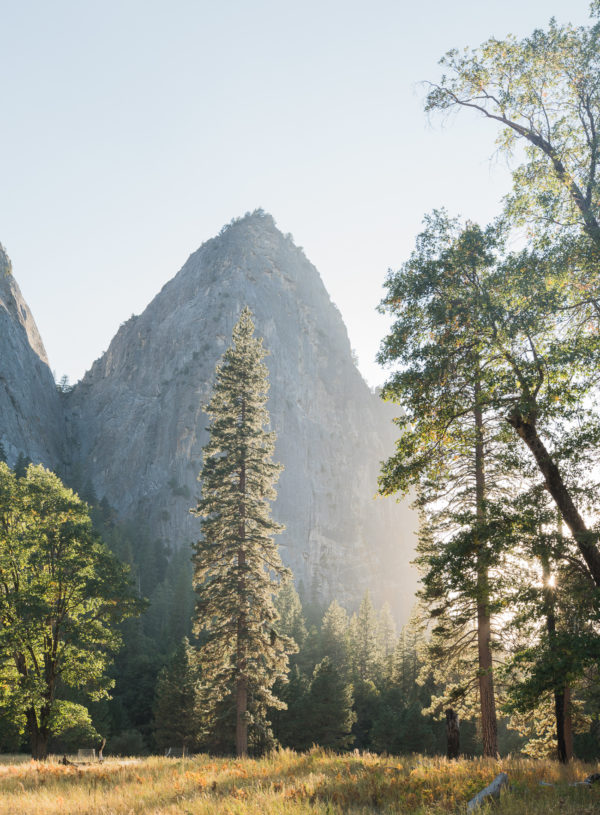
[0, 244, 64, 467]
[0, 214, 417, 619]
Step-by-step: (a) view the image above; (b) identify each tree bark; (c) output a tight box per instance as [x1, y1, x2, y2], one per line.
[474, 395, 498, 758]
[235, 664, 248, 757]
[26, 708, 49, 760]
[446, 708, 460, 759]
[236, 539, 248, 756]
[507, 411, 600, 587]
[236, 410, 248, 758]
[542, 552, 571, 763]
[563, 684, 574, 761]
[554, 688, 568, 763]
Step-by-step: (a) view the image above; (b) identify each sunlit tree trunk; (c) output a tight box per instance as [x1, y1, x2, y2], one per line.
[563, 685, 574, 761]
[541, 551, 571, 763]
[474, 391, 498, 758]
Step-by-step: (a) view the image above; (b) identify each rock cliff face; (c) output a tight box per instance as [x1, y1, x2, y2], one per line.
[0, 214, 417, 619]
[0, 244, 64, 467]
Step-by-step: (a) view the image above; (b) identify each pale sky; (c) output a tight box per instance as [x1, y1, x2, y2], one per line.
[0, 0, 593, 387]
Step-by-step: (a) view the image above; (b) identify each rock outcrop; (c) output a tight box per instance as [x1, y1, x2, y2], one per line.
[0, 244, 64, 467]
[0, 213, 417, 619]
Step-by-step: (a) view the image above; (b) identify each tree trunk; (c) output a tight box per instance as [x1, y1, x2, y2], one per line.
[554, 687, 568, 763]
[236, 539, 248, 756]
[474, 394, 498, 758]
[507, 411, 600, 587]
[26, 708, 49, 760]
[236, 429, 248, 758]
[235, 670, 248, 757]
[446, 708, 460, 759]
[477, 582, 498, 757]
[563, 684, 574, 761]
[542, 551, 570, 763]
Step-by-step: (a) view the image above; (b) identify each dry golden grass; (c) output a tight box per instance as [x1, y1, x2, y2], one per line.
[0, 749, 598, 814]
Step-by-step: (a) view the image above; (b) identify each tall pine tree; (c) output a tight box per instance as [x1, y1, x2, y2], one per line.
[192, 307, 293, 756]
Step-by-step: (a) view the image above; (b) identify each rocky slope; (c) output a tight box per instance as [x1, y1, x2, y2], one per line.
[1, 214, 417, 619]
[0, 244, 64, 467]
[65, 212, 416, 617]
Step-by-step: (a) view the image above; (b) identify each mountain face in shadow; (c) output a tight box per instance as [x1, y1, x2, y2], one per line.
[0, 213, 417, 619]
[0, 244, 64, 467]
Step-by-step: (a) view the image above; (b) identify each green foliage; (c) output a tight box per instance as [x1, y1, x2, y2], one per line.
[107, 728, 147, 757]
[349, 592, 380, 684]
[86, 497, 195, 749]
[153, 637, 203, 751]
[192, 307, 295, 755]
[271, 666, 311, 750]
[274, 578, 307, 654]
[384, 5, 600, 761]
[320, 601, 351, 680]
[371, 694, 438, 755]
[307, 657, 356, 750]
[48, 701, 101, 752]
[0, 463, 142, 758]
[425, 11, 600, 251]
[421, 10, 600, 591]
[13, 451, 31, 479]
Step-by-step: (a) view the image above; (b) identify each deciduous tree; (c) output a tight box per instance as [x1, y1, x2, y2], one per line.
[0, 464, 140, 759]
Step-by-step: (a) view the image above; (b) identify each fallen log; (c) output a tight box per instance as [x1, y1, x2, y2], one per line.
[467, 772, 509, 812]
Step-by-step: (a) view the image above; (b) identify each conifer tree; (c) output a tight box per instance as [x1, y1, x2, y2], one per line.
[192, 307, 293, 757]
[349, 591, 380, 684]
[153, 637, 203, 753]
[271, 666, 311, 750]
[320, 600, 351, 680]
[377, 602, 397, 681]
[274, 578, 307, 653]
[307, 657, 356, 750]
[13, 452, 31, 479]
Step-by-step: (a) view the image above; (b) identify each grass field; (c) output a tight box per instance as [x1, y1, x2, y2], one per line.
[0, 750, 598, 814]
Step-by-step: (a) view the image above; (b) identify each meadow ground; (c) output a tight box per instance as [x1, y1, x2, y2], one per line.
[0, 750, 598, 814]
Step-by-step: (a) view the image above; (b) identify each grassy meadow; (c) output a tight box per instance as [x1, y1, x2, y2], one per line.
[0, 750, 598, 815]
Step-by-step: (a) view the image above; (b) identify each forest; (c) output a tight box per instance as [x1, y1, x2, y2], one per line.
[1, 5, 600, 814]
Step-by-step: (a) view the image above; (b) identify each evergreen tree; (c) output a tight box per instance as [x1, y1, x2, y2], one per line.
[13, 452, 31, 479]
[320, 600, 351, 680]
[274, 578, 307, 653]
[377, 602, 397, 681]
[192, 307, 293, 756]
[153, 637, 203, 753]
[349, 591, 380, 684]
[0, 442, 6, 464]
[271, 666, 311, 750]
[307, 657, 356, 750]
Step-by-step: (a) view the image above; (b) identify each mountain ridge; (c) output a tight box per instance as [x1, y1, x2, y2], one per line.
[0, 212, 417, 619]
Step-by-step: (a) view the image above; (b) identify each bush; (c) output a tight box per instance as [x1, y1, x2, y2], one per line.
[107, 729, 147, 756]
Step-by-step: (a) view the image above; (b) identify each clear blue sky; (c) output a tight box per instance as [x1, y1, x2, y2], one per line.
[0, 0, 593, 386]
